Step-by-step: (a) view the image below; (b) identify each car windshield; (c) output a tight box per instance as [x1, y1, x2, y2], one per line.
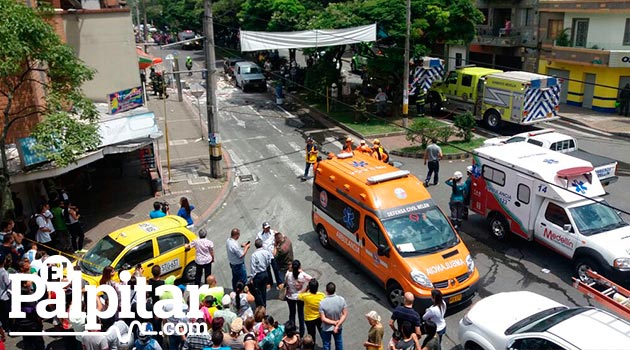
[244, 66, 261, 74]
[381, 206, 459, 256]
[79, 236, 125, 276]
[569, 200, 628, 236]
[508, 307, 587, 335]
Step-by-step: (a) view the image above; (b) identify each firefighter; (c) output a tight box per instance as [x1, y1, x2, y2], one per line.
[371, 139, 389, 163]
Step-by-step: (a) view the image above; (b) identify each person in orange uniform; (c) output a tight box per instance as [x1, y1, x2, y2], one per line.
[342, 137, 354, 153]
[302, 137, 319, 181]
[371, 139, 388, 163]
[356, 140, 372, 154]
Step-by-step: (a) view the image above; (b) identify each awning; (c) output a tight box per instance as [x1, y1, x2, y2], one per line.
[240, 23, 377, 52]
[11, 150, 105, 184]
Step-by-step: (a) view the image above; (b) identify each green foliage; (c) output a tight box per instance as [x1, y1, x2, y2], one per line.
[406, 118, 454, 147]
[453, 112, 476, 142]
[0, 0, 100, 217]
[304, 52, 340, 101]
[147, 0, 204, 34]
[555, 28, 571, 47]
[239, 0, 307, 31]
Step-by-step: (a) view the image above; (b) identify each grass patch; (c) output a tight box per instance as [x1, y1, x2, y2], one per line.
[398, 137, 486, 155]
[309, 102, 406, 136]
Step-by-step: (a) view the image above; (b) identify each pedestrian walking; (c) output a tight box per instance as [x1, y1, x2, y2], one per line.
[389, 292, 422, 337]
[257, 222, 283, 289]
[274, 231, 294, 279]
[363, 311, 384, 350]
[64, 201, 84, 253]
[619, 83, 630, 116]
[227, 228, 251, 291]
[186, 56, 193, 76]
[298, 278, 325, 347]
[319, 282, 348, 350]
[285, 260, 311, 337]
[375, 88, 388, 116]
[445, 171, 468, 230]
[423, 289, 447, 347]
[177, 197, 195, 227]
[185, 229, 214, 286]
[423, 139, 443, 187]
[303, 137, 319, 181]
[249, 238, 273, 307]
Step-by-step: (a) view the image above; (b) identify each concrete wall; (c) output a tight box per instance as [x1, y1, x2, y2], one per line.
[62, 10, 140, 102]
[564, 13, 630, 50]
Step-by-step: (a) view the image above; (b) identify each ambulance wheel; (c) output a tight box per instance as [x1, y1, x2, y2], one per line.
[484, 111, 501, 130]
[386, 281, 404, 308]
[317, 225, 331, 249]
[428, 93, 442, 114]
[489, 214, 509, 241]
[574, 257, 601, 283]
[183, 262, 197, 282]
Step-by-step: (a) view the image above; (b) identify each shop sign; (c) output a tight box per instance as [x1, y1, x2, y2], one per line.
[608, 51, 630, 68]
[107, 86, 144, 115]
[16, 136, 49, 168]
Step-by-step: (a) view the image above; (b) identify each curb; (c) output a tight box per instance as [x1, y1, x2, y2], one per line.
[558, 115, 630, 140]
[389, 149, 471, 160]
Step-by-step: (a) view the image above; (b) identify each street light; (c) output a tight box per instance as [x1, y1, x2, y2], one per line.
[190, 83, 206, 140]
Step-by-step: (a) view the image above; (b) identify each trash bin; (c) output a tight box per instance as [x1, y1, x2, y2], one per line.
[148, 168, 162, 194]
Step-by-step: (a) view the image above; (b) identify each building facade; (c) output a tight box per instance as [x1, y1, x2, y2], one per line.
[537, 0, 630, 112]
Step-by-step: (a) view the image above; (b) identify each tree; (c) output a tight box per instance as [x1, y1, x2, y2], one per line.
[0, 0, 100, 219]
[239, 0, 307, 31]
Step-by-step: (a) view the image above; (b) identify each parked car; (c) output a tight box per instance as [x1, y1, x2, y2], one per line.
[458, 291, 630, 350]
[234, 61, 266, 92]
[177, 30, 202, 50]
[223, 57, 246, 79]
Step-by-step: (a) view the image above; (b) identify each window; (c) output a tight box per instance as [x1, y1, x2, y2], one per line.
[544, 203, 570, 228]
[482, 165, 506, 186]
[158, 233, 188, 254]
[517, 184, 530, 204]
[547, 20, 563, 40]
[527, 139, 544, 147]
[572, 18, 589, 47]
[505, 136, 526, 144]
[624, 19, 630, 45]
[446, 71, 458, 85]
[313, 184, 361, 233]
[115, 240, 155, 270]
[365, 217, 386, 246]
[510, 338, 564, 350]
[551, 139, 575, 152]
[461, 75, 473, 87]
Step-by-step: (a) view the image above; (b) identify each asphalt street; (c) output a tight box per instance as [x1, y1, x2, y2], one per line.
[169, 52, 630, 350]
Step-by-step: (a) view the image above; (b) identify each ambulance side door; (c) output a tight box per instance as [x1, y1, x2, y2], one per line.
[361, 215, 391, 283]
[534, 201, 577, 258]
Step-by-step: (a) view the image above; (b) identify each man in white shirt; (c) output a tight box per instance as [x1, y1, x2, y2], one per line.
[226, 228, 250, 291]
[256, 222, 283, 289]
[185, 229, 214, 286]
[249, 239, 273, 307]
[35, 204, 55, 249]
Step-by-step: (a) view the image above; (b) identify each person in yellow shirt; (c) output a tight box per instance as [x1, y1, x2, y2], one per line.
[298, 278, 326, 346]
[302, 137, 319, 181]
[371, 139, 389, 163]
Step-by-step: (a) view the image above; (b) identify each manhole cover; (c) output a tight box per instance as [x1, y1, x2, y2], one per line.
[118, 213, 135, 220]
[239, 174, 254, 182]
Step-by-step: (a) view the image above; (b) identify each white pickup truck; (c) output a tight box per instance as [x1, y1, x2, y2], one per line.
[484, 129, 618, 186]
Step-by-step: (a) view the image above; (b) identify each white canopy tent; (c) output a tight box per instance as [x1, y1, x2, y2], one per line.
[239, 23, 377, 52]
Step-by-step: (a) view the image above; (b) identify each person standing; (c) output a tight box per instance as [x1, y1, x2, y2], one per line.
[34, 203, 54, 253]
[298, 278, 325, 346]
[445, 171, 467, 230]
[342, 137, 354, 153]
[363, 311, 384, 350]
[416, 88, 426, 115]
[257, 222, 283, 288]
[49, 200, 70, 252]
[149, 201, 166, 219]
[463, 166, 473, 220]
[303, 137, 319, 181]
[214, 295, 238, 333]
[371, 139, 388, 163]
[330, 83, 339, 112]
[423, 289, 446, 346]
[64, 201, 84, 253]
[285, 260, 311, 337]
[389, 292, 422, 337]
[619, 83, 630, 116]
[356, 140, 372, 154]
[274, 231, 294, 279]
[423, 139, 443, 187]
[230, 281, 255, 320]
[319, 282, 348, 350]
[341, 78, 351, 103]
[177, 197, 195, 227]
[249, 239, 273, 307]
[259, 316, 285, 350]
[374, 88, 388, 116]
[0, 255, 11, 332]
[354, 91, 367, 123]
[227, 228, 251, 291]
[185, 229, 214, 286]
[186, 56, 193, 76]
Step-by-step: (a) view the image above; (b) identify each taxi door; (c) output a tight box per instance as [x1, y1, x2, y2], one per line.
[113, 239, 157, 279]
[361, 215, 393, 283]
[153, 232, 191, 279]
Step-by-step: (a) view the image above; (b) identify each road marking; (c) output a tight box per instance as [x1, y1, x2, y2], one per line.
[250, 105, 283, 134]
[288, 141, 303, 152]
[227, 149, 253, 177]
[169, 139, 189, 146]
[230, 113, 246, 128]
[305, 127, 342, 135]
[325, 137, 343, 150]
[266, 144, 304, 177]
[222, 135, 267, 143]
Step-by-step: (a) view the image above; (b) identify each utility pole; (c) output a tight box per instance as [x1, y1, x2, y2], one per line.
[402, 0, 411, 128]
[172, 54, 183, 102]
[142, 0, 149, 44]
[204, 0, 222, 178]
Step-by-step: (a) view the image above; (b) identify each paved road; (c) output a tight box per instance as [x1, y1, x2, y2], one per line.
[180, 64, 630, 350]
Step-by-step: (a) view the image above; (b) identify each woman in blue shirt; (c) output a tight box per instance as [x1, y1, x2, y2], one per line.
[445, 171, 468, 230]
[177, 197, 195, 226]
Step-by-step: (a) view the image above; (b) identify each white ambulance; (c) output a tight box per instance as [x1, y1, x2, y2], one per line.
[469, 143, 630, 284]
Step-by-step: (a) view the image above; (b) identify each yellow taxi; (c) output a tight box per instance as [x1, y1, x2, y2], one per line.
[78, 216, 198, 285]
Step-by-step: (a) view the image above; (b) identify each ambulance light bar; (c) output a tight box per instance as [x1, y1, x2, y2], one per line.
[367, 170, 410, 184]
[556, 166, 594, 178]
[337, 152, 353, 159]
[528, 129, 555, 137]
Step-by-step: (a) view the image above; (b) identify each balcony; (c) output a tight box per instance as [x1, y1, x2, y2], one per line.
[540, 41, 630, 67]
[472, 34, 523, 47]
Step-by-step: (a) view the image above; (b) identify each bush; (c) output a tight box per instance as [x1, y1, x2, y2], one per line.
[406, 118, 454, 148]
[453, 112, 476, 142]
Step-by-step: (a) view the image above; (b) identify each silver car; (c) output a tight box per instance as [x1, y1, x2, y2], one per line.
[234, 61, 266, 92]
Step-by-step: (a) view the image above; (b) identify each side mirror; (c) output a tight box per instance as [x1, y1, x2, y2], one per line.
[563, 224, 572, 232]
[377, 244, 391, 257]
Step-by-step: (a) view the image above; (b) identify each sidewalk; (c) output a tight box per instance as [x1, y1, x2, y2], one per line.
[557, 103, 630, 138]
[81, 93, 233, 244]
